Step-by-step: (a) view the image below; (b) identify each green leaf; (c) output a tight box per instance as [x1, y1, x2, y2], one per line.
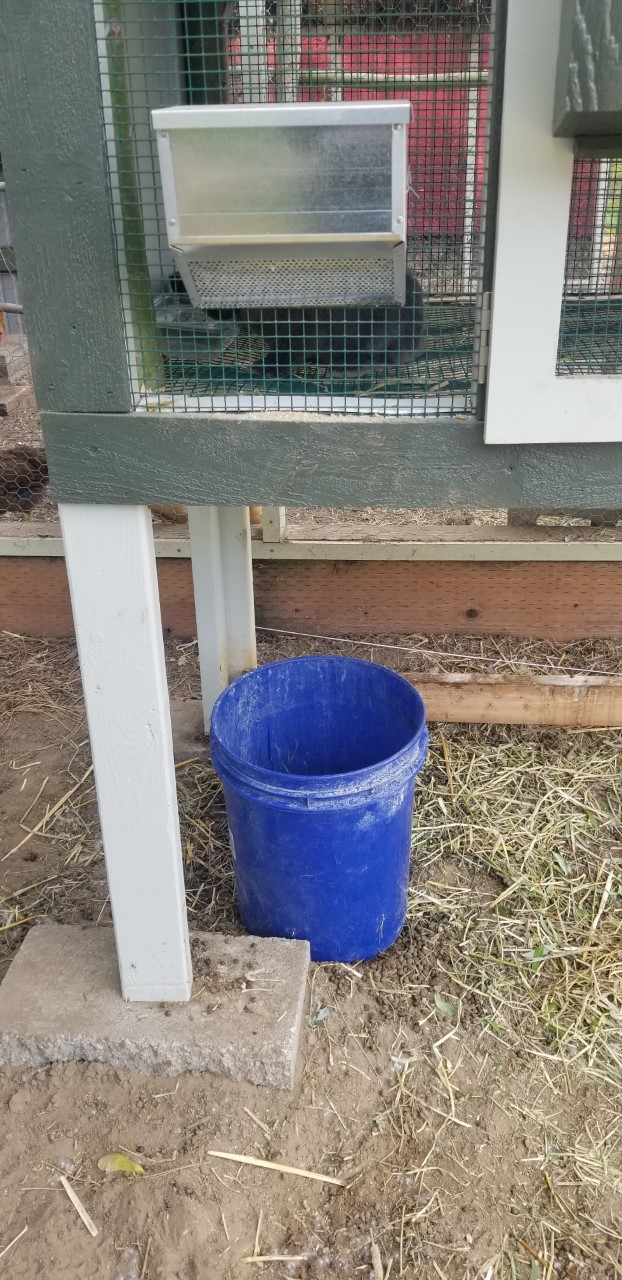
[97, 1152, 144, 1176]
[434, 992, 457, 1017]
[553, 850, 572, 876]
[585, 811, 600, 829]
[524, 943, 549, 969]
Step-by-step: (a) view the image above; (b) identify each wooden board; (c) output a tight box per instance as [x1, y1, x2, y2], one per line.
[42, 411, 622, 509]
[251, 559, 622, 642]
[3, 556, 622, 643]
[4, 521, 622, 563]
[409, 672, 622, 727]
[0, 558, 197, 641]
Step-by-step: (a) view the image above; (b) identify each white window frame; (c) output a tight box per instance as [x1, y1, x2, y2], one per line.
[485, 0, 622, 445]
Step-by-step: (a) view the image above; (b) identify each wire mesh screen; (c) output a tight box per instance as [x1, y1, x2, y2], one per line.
[558, 156, 622, 376]
[94, 0, 496, 415]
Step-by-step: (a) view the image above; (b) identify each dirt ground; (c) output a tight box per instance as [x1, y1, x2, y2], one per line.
[1, 632, 622, 1279]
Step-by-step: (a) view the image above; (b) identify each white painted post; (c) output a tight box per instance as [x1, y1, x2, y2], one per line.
[326, 7, 343, 103]
[59, 504, 192, 1003]
[262, 505, 286, 543]
[484, 0, 622, 443]
[188, 505, 229, 731]
[238, 0, 270, 102]
[461, 33, 480, 294]
[219, 505, 257, 682]
[276, 0, 302, 102]
[588, 160, 611, 295]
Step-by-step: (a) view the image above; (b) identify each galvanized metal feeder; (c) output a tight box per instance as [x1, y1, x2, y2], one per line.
[153, 101, 410, 308]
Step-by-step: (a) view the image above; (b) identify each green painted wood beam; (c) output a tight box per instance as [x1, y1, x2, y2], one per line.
[0, 0, 131, 412]
[554, 0, 622, 137]
[42, 411, 622, 508]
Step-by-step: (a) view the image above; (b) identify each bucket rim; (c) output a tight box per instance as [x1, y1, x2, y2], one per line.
[210, 654, 428, 797]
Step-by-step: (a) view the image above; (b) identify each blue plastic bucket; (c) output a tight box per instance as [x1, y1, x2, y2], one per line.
[210, 656, 428, 962]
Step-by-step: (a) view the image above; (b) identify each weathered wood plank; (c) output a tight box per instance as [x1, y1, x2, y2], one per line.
[262, 507, 287, 543]
[409, 672, 622, 727]
[218, 505, 258, 681]
[252, 559, 622, 640]
[0, 0, 130, 411]
[6, 519, 622, 549]
[2, 520, 622, 561]
[42, 411, 622, 508]
[3, 554, 622, 641]
[554, 0, 622, 136]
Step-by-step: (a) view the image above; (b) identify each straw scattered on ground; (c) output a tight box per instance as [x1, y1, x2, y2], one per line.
[411, 727, 622, 1083]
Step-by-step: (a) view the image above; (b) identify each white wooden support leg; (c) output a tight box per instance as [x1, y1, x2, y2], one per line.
[238, 0, 269, 102]
[59, 504, 192, 1003]
[275, 0, 302, 102]
[188, 506, 228, 731]
[588, 159, 610, 294]
[261, 506, 286, 543]
[461, 33, 480, 294]
[219, 505, 257, 683]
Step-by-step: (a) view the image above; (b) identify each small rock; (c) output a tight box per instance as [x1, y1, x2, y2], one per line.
[8, 1087, 31, 1114]
[114, 1246, 141, 1280]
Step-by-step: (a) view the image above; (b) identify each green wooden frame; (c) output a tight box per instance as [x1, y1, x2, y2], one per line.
[0, 0, 131, 414]
[40, 410, 622, 507]
[554, 0, 622, 138]
[2, 0, 622, 507]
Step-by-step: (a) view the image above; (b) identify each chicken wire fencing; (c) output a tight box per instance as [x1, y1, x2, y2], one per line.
[558, 155, 622, 377]
[0, 447, 49, 519]
[94, 0, 497, 415]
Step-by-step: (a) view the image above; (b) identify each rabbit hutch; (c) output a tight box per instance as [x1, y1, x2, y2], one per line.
[1, 0, 622, 1003]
